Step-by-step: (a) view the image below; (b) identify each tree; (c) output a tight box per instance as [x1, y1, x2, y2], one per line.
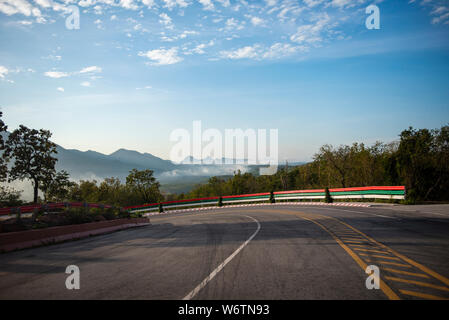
[0, 186, 23, 207]
[0, 112, 8, 182]
[40, 170, 75, 202]
[4, 125, 57, 203]
[126, 169, 162, 204]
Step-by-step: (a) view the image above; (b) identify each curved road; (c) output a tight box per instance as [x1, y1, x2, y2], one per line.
[1, 204, 449, 300]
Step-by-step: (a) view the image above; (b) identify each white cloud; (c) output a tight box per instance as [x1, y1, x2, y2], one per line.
[225, 17, 244, 30]
[0, 66, 9, 78]
[44, 71, 69, 78]
[138, 47, 183, 65]
[162, 0, 189, 10]
[330, 0, 352, 8]
[304, 0, 324, 8]
[198, 0, 214, 11]
[159, 12, 174, 29]
[262, 43, 307, 59]
[0, 0, 44, 21]
[220, 45, 259, 59]
[249, 16, 264, 26]
[119, 0, 138, 10]
[78, 0, 94, 7]
[80, 81, 91, 87]
[79, 66, 102, 73]
[57, 87, 64, 92]
[290, 13, 331, 44]
[142, 0, 155, 8]
[216, 0, 230, 7]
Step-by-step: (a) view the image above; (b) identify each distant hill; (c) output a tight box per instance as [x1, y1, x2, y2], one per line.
[55, 146, 163, 181]
[1, 131, 306, 195]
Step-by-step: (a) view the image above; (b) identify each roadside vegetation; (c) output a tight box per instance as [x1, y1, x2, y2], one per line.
[1, 112, 448, 212]
[171, 125, 449, 205]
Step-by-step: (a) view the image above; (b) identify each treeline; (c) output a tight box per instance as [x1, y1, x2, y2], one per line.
[0, 112, 163, 207]
[1, 110, 448, 207]
[173, 125, 449, 204]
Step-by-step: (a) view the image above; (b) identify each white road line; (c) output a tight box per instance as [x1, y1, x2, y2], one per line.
[182, 215, 261, 300]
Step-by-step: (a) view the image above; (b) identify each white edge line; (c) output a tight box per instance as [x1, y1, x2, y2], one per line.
[182, 215, 261, 300]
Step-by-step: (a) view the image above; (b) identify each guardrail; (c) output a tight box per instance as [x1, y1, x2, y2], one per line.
[125, 186, 406, 214]
[0, 202, 114, 216]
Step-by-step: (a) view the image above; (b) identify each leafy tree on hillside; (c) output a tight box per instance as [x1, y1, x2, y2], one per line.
[126, 169, 162, 204]
[40, 170, 75, 202]
[4, 125, 57, 203]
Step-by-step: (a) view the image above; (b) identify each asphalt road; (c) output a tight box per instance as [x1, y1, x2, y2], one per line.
[1, 204, 449, 300]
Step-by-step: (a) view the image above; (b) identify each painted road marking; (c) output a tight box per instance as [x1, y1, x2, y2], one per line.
[182, 215, 261, 300]
[386, 276, 449, 292]
[353, 247, 392, 255]
[365, 260, 412, 268]
[314, 207, 399, 220]
[293, 213, 400, 300]
[246, 208, 449, 300]
[399, 290, 448, 300]
[359, 253, 402, 261]
[383, 268, 430, 279]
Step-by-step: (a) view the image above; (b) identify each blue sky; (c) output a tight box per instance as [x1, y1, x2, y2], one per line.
[0, 0, 448, 162]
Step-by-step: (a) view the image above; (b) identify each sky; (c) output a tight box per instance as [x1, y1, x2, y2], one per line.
[0, 0, 448, 162]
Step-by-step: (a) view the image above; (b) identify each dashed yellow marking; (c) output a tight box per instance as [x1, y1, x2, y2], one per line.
[399, 290, 449, 300]
[244, 208, 449, 300]
[383, 268, 430, 279]
[288, 214, 400, 300]
[353, 247, 392, 255]
[365, 260, 412, 268]
[386, 276, 449, 292]
[327, 215, 449, 288]
[359, 253, 402, 261]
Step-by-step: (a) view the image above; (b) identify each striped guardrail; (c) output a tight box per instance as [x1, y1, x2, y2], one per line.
[0, 202, 114, 216]
[125, 186, 406, 214]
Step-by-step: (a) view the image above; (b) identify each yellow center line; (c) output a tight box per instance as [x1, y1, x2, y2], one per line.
[383, 268, 430, 279]
[282, 212, 400, 300]
[385, 276, 449, 292]
[365, 260, 412, 268]
[244, 208, 449, 300]
[399, 290, 449, 300]
[323, 214, 449, 288]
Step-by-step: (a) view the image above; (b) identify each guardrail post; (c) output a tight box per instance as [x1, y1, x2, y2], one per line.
[32, 208, 38, 222]
[16, 207, 22, 224]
